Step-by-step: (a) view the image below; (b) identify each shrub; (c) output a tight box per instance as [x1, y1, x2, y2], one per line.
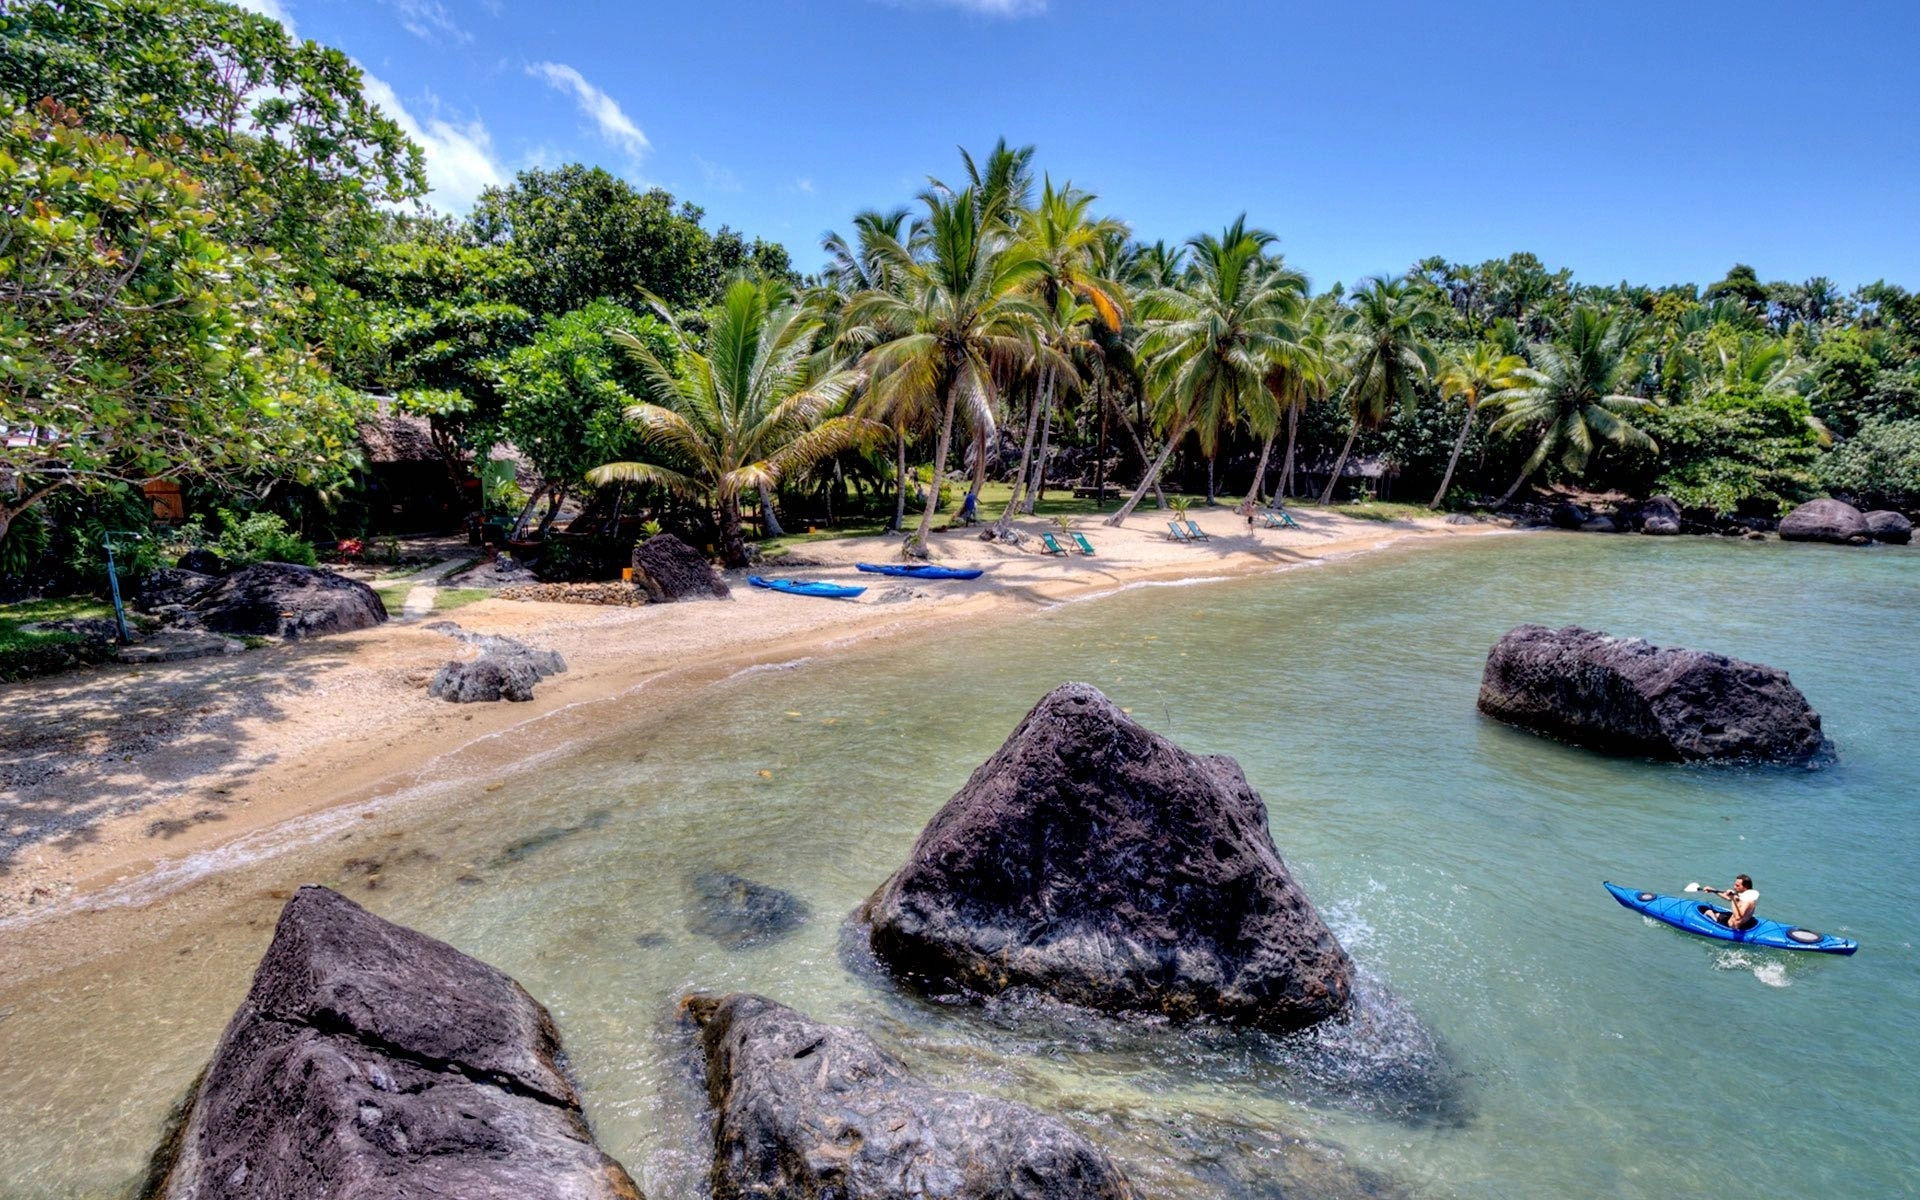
[1820, 418, 1920, 507]
[210, 509, 318, 567]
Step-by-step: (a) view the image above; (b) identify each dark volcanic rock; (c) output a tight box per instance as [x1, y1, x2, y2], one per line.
[1626, 496, 1682, 533]
[1579, 515, 1618, 533]
[186, 562, 386, 639]
[684, 992, 1132, 1200]
[1477, 624, 1828, 764]
[862, 682, 1355, 1031]
[689, 872, 810, 948]
[1864, 509, 1913, 544]
[176, 549, 225, 575]
[142, 886, 642, 1200]
[630, 533, 729, 602]
[139, 568, 219, 611]
[1548, 500, 1588, 530]
[427, 625, 567, 703]
[1641, 516, 1681, 535]
[1779, 498, 1868, 544]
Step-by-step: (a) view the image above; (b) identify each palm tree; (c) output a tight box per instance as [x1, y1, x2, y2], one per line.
[1106, 218, 1301, 526]
[1483, 306, 1658, 505]
[847, 186, 1044, 555]
[1430, 342, 1527, 506]
[1270, 301, 1348, 500]
[587, 279, 879, 567]
[818, 209, 918, 528]
[1319, 277, 1440, 503]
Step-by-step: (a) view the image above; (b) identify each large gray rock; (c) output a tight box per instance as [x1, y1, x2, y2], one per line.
[1549, 500, 1588, 530]
[186, 562, 387, 639]
[1628, 496, 1683, 534]
[142, 886, 641, 1200]
[1864, 509, 1912, 544]
[684, 992, 1132, 1200]
[426, 626, 567, 703]
[1478, 624, 1828, 764]
[630, 533, 729, 602]
[140, 568, 219, 610]
[1779, 498, 1868, 544]
[862, 683, 1354, 1031]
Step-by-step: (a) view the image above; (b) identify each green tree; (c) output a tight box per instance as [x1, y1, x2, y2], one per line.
[1319, 277, 1440, 502]
[589, 280, 878, 567]
[847, 188, 1044, 554]
[1820, 417, 1920, 506]
[1641, 387, 1824, 515]
[0, 100, 363, 546]
[1484, 307, 1657, 504]
[1430, 343, 1527, 506]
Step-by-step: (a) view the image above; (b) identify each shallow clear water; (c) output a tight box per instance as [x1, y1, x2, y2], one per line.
[2, 533, 1917, 1198]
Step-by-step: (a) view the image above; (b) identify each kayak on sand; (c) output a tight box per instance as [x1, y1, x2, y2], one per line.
[747, 576, 865, 599]
[854, 563, 985, 580]
[1603, 882, 1858, 955]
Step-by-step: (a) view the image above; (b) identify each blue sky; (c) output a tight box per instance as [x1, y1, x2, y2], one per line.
[244, 0, 1919, 293]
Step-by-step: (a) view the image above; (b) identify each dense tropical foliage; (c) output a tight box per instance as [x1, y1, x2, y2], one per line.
[4, 0, 1919, 594]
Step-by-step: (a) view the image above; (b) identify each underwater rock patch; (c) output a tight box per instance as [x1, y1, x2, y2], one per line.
[688, 872, 810, 949]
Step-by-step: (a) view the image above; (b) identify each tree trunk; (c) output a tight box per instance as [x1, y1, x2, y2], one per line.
[1024, 375, 1058, 514]
[1106, 416, 1188, 526]
[909, 381, 960, 556]
[1431, 404, 1475, 508]
[1107, 388, 1166, 509]
[510, 485, 546, 540]
[890, 430, 908, 532]
[1205, 454, 1216, 505]
[1318, 420, 1360, 504]
[970, 424, 989, 498]
[1249, 432, 1275, 504]
[718, 495, 748, 567]
[999, 373, 1045, 530]
[758, 481, 784, 537]
[535, 486, 568, 535]
[1495, 461, 1533, 507]
[1278, 403, 1301, 499]
[1095, 381, 1109, 502]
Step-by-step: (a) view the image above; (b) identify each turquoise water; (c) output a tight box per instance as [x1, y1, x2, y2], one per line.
[1, 532, 1916, 1198]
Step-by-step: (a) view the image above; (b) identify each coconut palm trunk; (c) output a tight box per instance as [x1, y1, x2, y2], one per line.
[997, 374, 1046, 531]
[891, 430, 908, 531]
[717, 493, 748, 567]
[758, 481, 784, 537]
[1249, 432, 1275, 504]
[1319, 419, 1360, 504]
[1106, 415, 1188, 525]
[910, 377, 960, 555]
[1024, 377, 1058, 513]
[1495, 461, 1533, 507]
[1431, 404, 1476, 508]
[1107, 388, 1166, 509]
[1278, 404, 1301, 498]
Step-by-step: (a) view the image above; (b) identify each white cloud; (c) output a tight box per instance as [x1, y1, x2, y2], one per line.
[876, 0, 1047, 15]
[695, 156, 742, 193]
[229, 0, 297, 35]
[358, 73, 505, 212]
[792, 177, 815, 194]
[526, 62, 650, 161]
[384, 0, 470, 42]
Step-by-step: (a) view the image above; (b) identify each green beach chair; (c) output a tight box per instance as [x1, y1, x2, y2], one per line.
[1183, 519, 1211, 542]
[1069, 531, 1096, 555]
[1167, 520, 1193, 543]
[1040, 532, 1070, 556]
[1261, 506, 1300, 529]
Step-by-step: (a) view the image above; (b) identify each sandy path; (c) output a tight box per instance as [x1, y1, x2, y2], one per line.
[0, 507, 1498, 924]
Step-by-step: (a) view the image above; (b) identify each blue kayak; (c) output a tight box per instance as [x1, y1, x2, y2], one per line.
[747, 576, 865, 599]
[1603, 882, 1858, 955]
[854, 563, 984, 580]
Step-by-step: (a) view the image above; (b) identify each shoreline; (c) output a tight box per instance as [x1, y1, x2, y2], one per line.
[0, 508, 1504, 963]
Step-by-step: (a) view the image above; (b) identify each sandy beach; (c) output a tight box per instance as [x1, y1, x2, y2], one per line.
[0, 507, 1498, 932]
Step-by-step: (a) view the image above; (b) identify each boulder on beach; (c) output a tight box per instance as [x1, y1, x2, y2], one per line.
[184, 562, 386, 640]
[1549, 501, 1588, 530]
[630, 533, 730, 602]
[1864, 509, 1912, 544]
[141, 886, 642, 1200]
[1778, 498, 1868, 544]
[1627, 496, 1682, 534]
[1477, 624, 1828, 764]
[426, 625, 567, 703]
[861, 682, 1355, 1031]
[1579, 515, 1618, 533]
[138, 567, 219, 611]
[684, 992, 1132, 1200]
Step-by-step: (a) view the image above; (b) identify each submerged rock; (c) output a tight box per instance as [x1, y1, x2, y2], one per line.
[184, 562, 387, 640]
[689, 872, 810, 948]
[630, 533, 730, 602]
[141, 885, 642, 1200]
[1864, 509, 1912, 544]
[1779, 498, 1868, 544]
[1478, 624, 1828, 764]
[684, 992, 1132, 1199]
[862, 682, 1354, 1031]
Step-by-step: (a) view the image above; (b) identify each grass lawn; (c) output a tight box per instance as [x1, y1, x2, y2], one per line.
[374, 585, 413, 613]
[432, 588, 492, 612]
[0, 596, 118, 682]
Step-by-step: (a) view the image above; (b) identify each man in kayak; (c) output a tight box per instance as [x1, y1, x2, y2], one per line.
[1701, 875, 1759, 930]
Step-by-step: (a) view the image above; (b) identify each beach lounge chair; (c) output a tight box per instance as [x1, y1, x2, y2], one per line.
[1069, 531, 1095, 555]
[1167, 521, 1193, 543]
[1260, 506, 1300, 529]
[1040, 532, 1069, 556]
[1183, 519, 1211, 542]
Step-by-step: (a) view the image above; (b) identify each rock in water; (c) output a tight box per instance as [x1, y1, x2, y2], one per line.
[630, 533, 730, 602]
[689, 872, 810, 948]
[1548, 500, 1588, 529]
[1627, 496, 1683, 534]
[1864, 509, 1913, 544]
[142, 886, 642, 1200]
[862, 682, 1355, 1031]
[186, 562, 387, 640]
[1477, 624, 1828, 764]
[1779, 498, 1869, 544]
[684, 992, 1132, 1200]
